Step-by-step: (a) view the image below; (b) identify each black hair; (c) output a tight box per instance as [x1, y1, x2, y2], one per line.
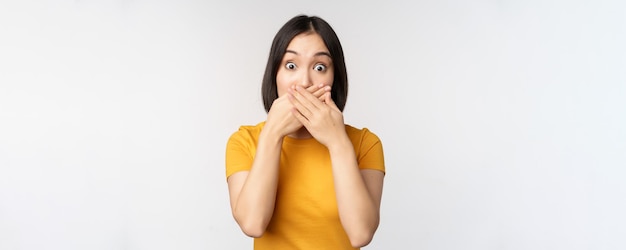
[261, 15, 348, 112]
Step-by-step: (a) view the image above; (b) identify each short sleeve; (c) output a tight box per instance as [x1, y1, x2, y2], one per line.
[225, 128, 255, 179]
[356, 128, 385, 174]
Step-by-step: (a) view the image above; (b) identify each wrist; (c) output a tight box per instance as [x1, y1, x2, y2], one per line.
[327, 135, 353, 155]
[260, 125, 285, 146]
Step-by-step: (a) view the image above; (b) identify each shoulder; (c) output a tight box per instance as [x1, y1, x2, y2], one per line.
[345, 124, 382, 141]
[227, 121, 265, 145]
[345, 124, 385, 171]
[344, 124, 383, 147]
[234, 121, 265, 135]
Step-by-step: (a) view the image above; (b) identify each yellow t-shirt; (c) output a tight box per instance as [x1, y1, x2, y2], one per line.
[225, 122, 385, 250]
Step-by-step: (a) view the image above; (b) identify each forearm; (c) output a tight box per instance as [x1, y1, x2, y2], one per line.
[329, 137, 379, 247]
[233, 129, 283, 237]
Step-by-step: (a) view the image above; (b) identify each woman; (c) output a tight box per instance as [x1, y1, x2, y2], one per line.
[225, 15, 385, 249]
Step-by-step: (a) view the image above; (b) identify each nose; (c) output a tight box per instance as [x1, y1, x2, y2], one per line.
[297, 69, 313, 88]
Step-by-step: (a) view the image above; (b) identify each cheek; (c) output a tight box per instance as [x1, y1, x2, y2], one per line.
[275, 70, 290, 97]
[324, 70, 335, 87]
[315, 74, 333, 85]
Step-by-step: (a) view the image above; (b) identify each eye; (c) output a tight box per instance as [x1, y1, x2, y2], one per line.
[314, 64, 327, 72]
[285, 62, 296, 70]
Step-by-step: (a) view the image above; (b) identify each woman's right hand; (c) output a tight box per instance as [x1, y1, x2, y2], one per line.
[265, 84, 329, 138]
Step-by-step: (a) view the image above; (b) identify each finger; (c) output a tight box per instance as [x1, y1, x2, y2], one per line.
[288, 90, 313, 118]
[294, 85, 324, 110]
[305, 84, 321, 94]
[301, 84, 329, 99]
[290, 107, 310, 127]
[324, 92, 340, 111]
[313, 85, 331, 100]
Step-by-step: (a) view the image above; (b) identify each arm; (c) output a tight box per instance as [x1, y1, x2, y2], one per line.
[227, 85, 329, 237]
[288, 86, 385, 247]
[328, 138, 385, 248]
[227, 127, 283, 238]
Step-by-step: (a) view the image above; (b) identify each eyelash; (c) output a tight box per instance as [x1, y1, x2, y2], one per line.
[285, 62, 328, 72]
[314, 64, 327, 72]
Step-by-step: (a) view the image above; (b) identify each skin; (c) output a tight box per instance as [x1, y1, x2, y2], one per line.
[227, 32, 385, 248]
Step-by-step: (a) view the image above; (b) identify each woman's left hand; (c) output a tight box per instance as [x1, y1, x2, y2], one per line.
[288, 85, 347, 147]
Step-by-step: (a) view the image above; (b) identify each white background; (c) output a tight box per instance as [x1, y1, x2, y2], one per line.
[1, 0, 625, 249]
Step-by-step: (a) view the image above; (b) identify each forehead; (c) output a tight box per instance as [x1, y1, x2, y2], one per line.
[285, 32, 329, 53]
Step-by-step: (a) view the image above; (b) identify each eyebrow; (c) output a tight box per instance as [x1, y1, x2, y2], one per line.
[285, 50, 331, 58]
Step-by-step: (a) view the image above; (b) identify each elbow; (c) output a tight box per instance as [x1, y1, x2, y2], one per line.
[346, 214, 379, 248]
[240, 222, 266, 238]
[233, 212, 268, 238]
[348, 228, 376, 248]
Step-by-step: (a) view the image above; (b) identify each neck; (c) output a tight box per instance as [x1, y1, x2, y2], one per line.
[287, 127, 313, 139]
